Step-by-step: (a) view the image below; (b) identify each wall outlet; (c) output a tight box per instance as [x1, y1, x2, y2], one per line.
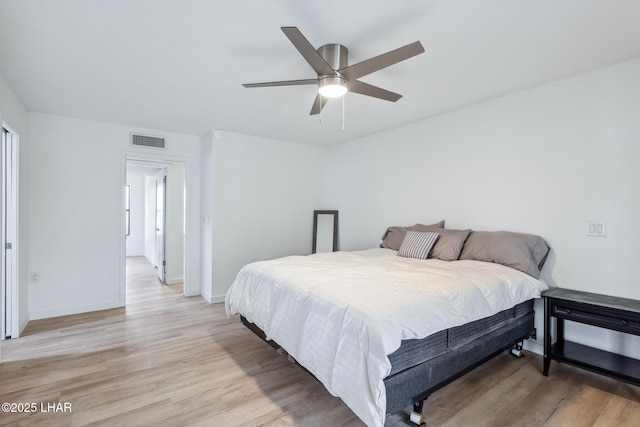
[30, 271, 40, 283]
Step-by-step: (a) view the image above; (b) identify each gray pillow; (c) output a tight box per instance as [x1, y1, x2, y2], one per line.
[397, 231, 440, 260]
[410, 225, 470, 261]
[380, 220, 445, 250]
[458, 231, 550, 278]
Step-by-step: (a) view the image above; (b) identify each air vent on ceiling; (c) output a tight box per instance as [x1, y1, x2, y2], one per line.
[131, 133, 166, 149]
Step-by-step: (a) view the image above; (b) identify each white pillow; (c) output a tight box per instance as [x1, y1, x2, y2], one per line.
[397, 231, 440, 260]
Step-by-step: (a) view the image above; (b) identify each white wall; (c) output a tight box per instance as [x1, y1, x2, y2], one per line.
[200, 131, 213, 301]
[202, 131, 326, 302]
[0, 70, 29, 335]
[325, 57, 640, 357]
[28, 113, 202, 319]
[125, 168, 145, 256]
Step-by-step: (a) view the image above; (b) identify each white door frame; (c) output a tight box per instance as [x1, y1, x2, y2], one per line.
[120, 152, 192, 305]
[1, 122, 19, 340]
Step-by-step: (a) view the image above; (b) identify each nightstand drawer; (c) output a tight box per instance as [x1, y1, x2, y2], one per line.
[551, 300, 640, 335]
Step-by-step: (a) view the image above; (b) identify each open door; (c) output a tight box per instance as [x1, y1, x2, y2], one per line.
[155, 170, 166, 283]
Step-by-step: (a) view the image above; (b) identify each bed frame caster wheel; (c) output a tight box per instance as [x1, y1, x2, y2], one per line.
[409, 411, 425, 425]
[410, 401, 426, 426]
[510, 342, 524, 358]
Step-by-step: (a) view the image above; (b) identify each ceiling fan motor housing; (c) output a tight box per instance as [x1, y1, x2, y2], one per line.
[317, 44, 348, 70]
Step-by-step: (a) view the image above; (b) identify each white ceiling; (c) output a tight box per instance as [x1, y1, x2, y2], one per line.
[1, 0, 639, 145]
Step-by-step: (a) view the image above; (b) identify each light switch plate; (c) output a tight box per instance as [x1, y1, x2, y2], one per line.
[585, 221, 607, 237]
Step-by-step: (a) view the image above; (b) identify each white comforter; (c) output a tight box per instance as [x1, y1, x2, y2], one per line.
[225, 248, 547, 427]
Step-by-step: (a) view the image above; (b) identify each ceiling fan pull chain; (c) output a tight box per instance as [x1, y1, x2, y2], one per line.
[342, 96, 345, 130]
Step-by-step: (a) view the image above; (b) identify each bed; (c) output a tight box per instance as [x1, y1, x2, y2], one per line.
[225, 224, 549, 427]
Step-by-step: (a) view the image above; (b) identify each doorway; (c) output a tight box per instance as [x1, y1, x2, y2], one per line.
[1, 123, 19, 340]
[125, 159, 185, 301]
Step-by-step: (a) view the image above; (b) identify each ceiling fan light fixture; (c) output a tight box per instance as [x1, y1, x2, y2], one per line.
[318, 76, 348, 98]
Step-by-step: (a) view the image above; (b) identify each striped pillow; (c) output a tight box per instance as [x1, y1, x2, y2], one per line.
[397, 231, 440, 260]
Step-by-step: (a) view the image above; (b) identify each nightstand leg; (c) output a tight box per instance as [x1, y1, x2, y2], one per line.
[543, 296, 551, 376]
[543, 357, 550, 376]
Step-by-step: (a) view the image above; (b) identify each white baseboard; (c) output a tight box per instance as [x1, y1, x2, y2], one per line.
[210, 294, 225, 304]
[200, 291, 225, 304]
[200, 287, 212, 303]
[523, 338, 543, 355]
[29, 300, 122, 320]
[18, 316, 29, 337]
[183, 287, 201, 297]
[126, 252, 145, 257]
[165, 276, 183, 285]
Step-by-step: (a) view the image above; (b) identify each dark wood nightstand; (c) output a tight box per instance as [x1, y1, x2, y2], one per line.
[542, 287, 640, 387]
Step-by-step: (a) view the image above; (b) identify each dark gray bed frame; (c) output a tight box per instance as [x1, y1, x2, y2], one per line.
[240, 299, 536, 425]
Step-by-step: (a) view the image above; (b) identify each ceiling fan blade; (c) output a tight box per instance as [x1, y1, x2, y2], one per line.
[310, 93, 328, 115]
[243, 78, 318, 88]
[348, 80, 402, 102]
[340, 41, 425, 80]
[281, 27, 335, 76]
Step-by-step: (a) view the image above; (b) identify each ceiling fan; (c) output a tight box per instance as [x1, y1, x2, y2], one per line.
[242, 27, 425, 115]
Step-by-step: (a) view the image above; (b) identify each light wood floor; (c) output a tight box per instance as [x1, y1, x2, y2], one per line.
[1, 257, 638, 427]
